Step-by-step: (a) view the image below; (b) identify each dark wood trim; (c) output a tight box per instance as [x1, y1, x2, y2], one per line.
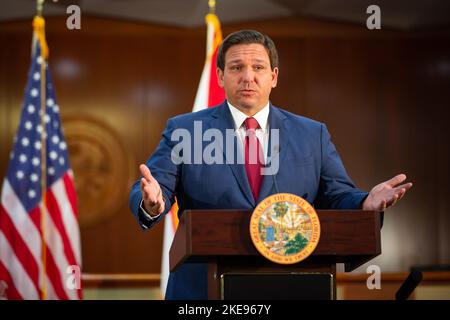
[82, 273, 160, 288]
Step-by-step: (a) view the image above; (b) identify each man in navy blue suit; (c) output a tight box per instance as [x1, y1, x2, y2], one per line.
[129, 30, 412, 300]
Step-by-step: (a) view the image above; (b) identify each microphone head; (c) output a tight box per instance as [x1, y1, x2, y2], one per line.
[263, 145, 280, 167]
[395, 270, 423, 300]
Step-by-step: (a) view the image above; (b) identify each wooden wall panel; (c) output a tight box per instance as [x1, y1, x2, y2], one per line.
[0, 16, 449, 274]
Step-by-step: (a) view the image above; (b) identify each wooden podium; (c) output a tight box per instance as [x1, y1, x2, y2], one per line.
[169, 210, 381, 300]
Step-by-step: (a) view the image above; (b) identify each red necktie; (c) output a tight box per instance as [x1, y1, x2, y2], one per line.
[244, 117, 263, 202]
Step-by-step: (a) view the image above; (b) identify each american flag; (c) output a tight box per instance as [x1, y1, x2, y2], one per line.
[0, 34, 82, 300]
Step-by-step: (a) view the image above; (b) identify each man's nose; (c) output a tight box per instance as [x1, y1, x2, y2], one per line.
[241, 67, 255, 83]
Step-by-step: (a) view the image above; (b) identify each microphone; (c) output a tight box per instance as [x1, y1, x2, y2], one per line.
[395, 270, 423, 300]
[263, 145, 310, 201]
[263, 145, 280, 194]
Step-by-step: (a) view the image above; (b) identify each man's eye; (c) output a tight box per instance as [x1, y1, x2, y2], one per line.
[254, 65, 264, 70]
[230, 66, 241, 71]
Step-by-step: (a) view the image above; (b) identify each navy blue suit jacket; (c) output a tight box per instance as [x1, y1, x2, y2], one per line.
[129, 101, 369, 299]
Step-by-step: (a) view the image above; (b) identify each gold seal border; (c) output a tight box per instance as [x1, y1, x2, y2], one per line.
[250, 193, 321, 265]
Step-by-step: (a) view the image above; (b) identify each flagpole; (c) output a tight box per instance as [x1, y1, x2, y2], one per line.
[208, 0, 216, 14]
[39, 24, 47, 301]
[204, 1, 222, 61]
[36, 0, 44, 16]
[35, 0, 48, 300]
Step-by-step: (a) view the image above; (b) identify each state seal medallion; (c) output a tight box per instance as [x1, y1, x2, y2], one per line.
[250, 193, 321, 264]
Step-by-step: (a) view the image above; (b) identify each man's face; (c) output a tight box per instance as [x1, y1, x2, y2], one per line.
[217, 43, 278, 114]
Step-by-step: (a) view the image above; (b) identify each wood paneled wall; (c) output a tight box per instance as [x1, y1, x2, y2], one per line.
[1, 16, 449, 274]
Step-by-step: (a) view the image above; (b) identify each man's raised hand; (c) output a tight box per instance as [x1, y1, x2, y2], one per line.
[139, 164, 165, 216]
[362, 173, 413, 212]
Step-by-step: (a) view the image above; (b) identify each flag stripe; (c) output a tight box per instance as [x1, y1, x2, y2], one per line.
[170, 209, 177, 231]
[192, 63, 211, 112]
[62, 172, 78, 218]
[43, 273, 58, 300]
[207, 45, 225, 107]
[7, 200, 59, 300]
[43, 207, 78, 300]
[42, 245, 69, 300]
[1, 182, 43, 297]
[48, 181, 82, 299]
[46, 190, 78, 273]
[0, 204, 41, 296]
[26, 207, 61, 299]
[24, 194, 75, 300]
[0, 231, 39, 299]
[160, 209, 176, 297]
[1, 181, 43, 264]
[26, 205, 69, 300]
[0, 260, 22, 299]
[53, 175, 81, 264]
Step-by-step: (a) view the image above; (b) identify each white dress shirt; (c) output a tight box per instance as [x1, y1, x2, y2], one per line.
[227, 101, 270, 163]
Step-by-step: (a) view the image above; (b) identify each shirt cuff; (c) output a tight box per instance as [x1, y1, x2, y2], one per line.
[140, 199, 161, 221]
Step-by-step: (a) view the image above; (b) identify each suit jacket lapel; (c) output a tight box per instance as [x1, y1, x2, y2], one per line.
[257, 104, 290, 203]
[210, 102, 255, 206]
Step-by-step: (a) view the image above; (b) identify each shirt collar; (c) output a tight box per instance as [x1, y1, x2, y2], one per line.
[227, 101, 270, 131]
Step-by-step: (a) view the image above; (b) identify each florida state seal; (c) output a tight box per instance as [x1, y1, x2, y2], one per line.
[250, 193, 321, 264]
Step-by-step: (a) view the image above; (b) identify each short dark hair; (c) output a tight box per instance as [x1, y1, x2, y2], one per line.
[217, 30, 279, 71]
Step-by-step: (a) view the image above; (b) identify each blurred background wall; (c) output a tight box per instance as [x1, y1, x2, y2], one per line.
[0, 0, 449, 298]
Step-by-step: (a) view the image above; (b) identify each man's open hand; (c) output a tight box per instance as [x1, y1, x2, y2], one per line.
[140, 164, 165, 216]
[362, 174, 413, 212]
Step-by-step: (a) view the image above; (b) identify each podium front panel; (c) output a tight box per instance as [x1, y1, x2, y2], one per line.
[220, 272, 334, 300]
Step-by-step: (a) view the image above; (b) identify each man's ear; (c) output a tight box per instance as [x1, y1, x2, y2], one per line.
[271, 67, 279, 88]
[216, 67, 224, 88]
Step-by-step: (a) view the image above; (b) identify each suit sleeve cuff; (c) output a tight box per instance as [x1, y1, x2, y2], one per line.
[139, 199, 162, 220]
[139, 199, 163, 230]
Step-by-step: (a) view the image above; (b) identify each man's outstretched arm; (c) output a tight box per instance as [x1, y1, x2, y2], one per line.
[129, 118, 180, 229]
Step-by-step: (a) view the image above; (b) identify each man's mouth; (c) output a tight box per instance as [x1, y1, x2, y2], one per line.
[239, 89, 256, 94]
